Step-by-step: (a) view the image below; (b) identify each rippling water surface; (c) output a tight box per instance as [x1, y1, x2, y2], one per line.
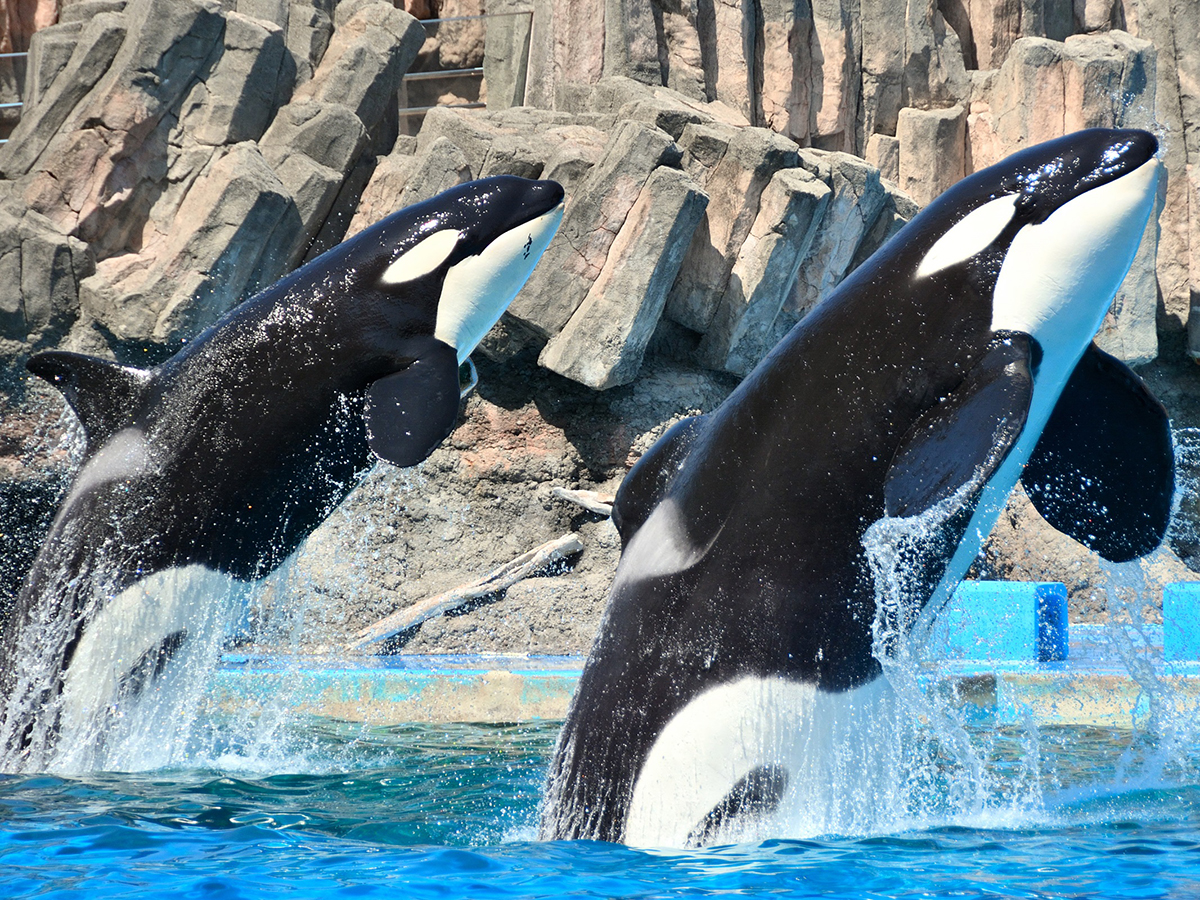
[2, 718, 1199, 899]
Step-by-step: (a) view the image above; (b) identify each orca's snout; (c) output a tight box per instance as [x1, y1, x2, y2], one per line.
[525, 178, 565, 215]
[500, 177, 564, 231]
[1115, 128, 1158, 165]
[1073, 128, 1159, 193]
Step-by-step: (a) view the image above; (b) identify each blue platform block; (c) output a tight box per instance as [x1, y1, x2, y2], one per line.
[1164, 583, 1200, 661]
[927, 581, 1068, 662]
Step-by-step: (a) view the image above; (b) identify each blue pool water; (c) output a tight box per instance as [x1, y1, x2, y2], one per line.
[3, 718, 1199, 899]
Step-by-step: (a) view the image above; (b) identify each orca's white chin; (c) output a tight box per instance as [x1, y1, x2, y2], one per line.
[991, 157, 1160, 360]
[435, 204, 565, 363]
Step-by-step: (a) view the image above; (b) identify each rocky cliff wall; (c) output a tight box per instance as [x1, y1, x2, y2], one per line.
[525, 0, 1200, 365]
[0, 0, 1197, 651]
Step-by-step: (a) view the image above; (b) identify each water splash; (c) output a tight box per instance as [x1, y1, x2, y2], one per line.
[861, 494, 995, 830]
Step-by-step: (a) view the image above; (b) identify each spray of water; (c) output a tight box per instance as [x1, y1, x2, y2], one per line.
[859, 490, 996, 831]
[0, 451, 438, 776]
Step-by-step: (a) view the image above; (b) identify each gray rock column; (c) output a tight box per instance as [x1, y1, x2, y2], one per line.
[483, 0, 534, 109]
[666, 124, 800, 333]
[540, 167, 708, 389]
[698, 167, 833, 375]
[896, 104, 966, 206]
[507, 120, 680, 337]
[1, 13, 126, 176]
[788, 150, 887, 317]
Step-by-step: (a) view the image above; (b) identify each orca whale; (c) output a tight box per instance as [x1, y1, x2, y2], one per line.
[539, 129, 1172, 846]
[0, 176, 564, 768]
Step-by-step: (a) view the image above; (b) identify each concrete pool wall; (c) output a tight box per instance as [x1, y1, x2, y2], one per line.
[205, 581, 1200, 729]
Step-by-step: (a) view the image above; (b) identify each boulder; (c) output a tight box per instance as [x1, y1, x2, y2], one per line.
[181, 12, 291, 148]
[483, 0, 534, 109]
[341, 141, 418, 238]
[256, 1, 423, 269]
[666, 124, 799, 332]
[390, 135, 473, 207]
[864, 132, 899, 182]
[261, 100, 367, 175]
[896, 104, 966, 206]
[508, 119, 680, 337]
[540, 167, 708, 389]
[788, 149, 888, 318]
[415, 105, 520, 175]
[698, 167, 832, 375]
[289, 1, 423, 136]
[284, 2, 335, 85]
[0, 12, 127, 178]
[20, 0, 226, 247]
[537, 123, 608, 194]
[0, 204, 92, 350]
[78, 143, 294, 344]
[848, 186, 920, 270]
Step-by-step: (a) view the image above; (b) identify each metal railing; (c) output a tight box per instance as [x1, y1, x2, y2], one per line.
[0, 51, 26, 145]
[397, 11, 532, 120]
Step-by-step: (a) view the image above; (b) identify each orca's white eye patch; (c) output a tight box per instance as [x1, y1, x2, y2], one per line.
[916, 194, 1019, 278]
[380, 229, 463, 285]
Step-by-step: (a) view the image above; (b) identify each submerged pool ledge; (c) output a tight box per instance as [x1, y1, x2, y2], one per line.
[207, 654, 584, 725]
[207, 646, 1200, 729]
[206, 581, 1200, 728]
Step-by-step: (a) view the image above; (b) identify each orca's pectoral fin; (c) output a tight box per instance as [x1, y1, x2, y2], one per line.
[1022, 343, 1173, 562]
[612, 415, 708, 543]
[26, 350, 153, 451]
[364, 338, 463, 467]
[885, 333, 1033, 517]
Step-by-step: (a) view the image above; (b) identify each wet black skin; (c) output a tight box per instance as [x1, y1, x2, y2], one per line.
[0, 176, 563, 756]
[540, 130, 1164, 843]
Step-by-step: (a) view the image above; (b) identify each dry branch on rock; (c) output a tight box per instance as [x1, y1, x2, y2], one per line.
[348, 532, 585, 651]
[551, 487, 614, 516]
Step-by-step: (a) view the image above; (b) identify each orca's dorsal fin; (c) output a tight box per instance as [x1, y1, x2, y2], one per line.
[27, 350, 153, 452]
[1022, 342, 1173, 562]
[363, 336, 463, 467]
[885, 333, 1033, 517]
[612, 415, 708, 544]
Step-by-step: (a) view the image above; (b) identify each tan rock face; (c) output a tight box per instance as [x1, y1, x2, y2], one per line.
[0, 0, 426, 352]
[897, 104, 966, 206]
[541, 166, 708, 388]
